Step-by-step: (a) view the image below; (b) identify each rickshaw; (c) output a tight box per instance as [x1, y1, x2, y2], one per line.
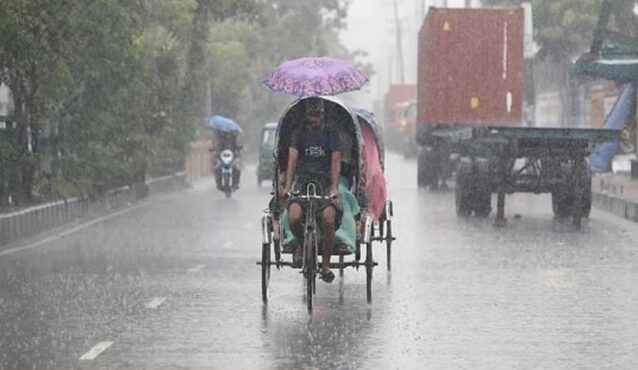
[256, 122, 277, 186]
[258, 96, 378, 312]
[354, 109, 396, 271]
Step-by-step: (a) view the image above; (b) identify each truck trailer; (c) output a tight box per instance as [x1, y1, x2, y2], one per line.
[415, 7, 618, 227]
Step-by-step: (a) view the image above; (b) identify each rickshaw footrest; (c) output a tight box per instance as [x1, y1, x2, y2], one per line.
[256, 261, 378, 268]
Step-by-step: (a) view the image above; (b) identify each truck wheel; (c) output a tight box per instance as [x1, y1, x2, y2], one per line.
[417, 146, 438, 189]
[580, 171, 592, 218]
[472, 168, 492, 217]
[455, 161, 472, 217]
[473, 191, 492, 217]
[552, 190, 572, 218]
[573, 162, 592, 219]
[552, 162, 591, 219]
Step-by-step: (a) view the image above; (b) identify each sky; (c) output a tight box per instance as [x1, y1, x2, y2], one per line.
[340, 0, 479, 111]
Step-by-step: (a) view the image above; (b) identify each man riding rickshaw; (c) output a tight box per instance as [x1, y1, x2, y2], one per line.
[258, 57, 395, 312]
[282, 97, 342, 283]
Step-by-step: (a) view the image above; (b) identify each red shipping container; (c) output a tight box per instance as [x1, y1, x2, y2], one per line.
[417, 7, 524, 127]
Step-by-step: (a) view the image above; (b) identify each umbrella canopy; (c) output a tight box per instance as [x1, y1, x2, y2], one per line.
[206, 115, 242, 133]
[263, 57, 368, 97]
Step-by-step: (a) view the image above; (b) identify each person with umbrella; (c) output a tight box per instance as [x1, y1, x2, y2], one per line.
[207, 115, 243, 191]
[282, 98, 343, 283]
[264, 57, 368, 282]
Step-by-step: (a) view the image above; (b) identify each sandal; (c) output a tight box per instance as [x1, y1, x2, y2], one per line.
[319, 269, 335, 283]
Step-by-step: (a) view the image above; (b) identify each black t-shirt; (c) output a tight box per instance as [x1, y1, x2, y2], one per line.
[290, 122, 341, 187]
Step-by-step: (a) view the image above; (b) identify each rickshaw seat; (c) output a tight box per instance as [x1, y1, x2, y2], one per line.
[280, 177, 360, 254]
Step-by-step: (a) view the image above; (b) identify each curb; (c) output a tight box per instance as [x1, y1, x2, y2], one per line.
[0, 173, 187, 246]
[592, 191, 638, 223]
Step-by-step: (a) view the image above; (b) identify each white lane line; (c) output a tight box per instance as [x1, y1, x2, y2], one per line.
[222, 241, 234, 249]
[187, 264, 205, 273]
[0, 192, 181, 258]
[79, 341, 113, 360]
[145, 297, 167, 309]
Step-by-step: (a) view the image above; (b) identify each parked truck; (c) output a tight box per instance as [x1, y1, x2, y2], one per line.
[416, 7, 618, 227]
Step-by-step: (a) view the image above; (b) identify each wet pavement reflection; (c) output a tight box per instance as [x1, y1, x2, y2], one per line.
[0, 154, 637, 369]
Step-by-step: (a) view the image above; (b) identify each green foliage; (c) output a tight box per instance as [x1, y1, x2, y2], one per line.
[482, 0, 638, 62]
[483, 0, 605, 61]
[0, 0, 366, 205]
[239, 0, 371, 150]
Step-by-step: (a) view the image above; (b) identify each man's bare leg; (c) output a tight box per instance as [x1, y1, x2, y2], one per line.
[320, 205, 336, 275]
[288, 203, 304, 266]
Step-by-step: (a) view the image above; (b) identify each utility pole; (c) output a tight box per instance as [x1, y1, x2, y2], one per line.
[393, 0, 406, 83]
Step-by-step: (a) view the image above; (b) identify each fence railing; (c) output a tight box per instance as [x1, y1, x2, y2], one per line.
[0, 172, 186, 246]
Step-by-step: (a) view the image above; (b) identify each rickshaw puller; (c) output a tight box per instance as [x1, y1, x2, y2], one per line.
[283, 98, 343, 283]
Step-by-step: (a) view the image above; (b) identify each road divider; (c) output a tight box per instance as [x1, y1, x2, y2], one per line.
[592, 191, 638, 223]
[0, 173, 186, 247]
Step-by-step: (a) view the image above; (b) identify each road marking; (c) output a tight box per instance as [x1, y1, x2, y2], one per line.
[222, 241, 234, 249]
[0, 192, 181, 258]
[187, 264, 205, 273]
[145, 297, 166, 309]
[79, 341, 113, 360]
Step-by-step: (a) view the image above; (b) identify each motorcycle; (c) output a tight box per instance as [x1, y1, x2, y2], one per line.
[215, 148, 241, 198]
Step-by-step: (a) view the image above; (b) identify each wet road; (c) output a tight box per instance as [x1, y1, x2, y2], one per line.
[1, 153, 638, 369]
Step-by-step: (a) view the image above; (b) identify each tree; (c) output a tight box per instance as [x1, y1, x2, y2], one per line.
[482, 0, 604, 61]
[0, 0, 366, 206]
[0, 0, 79, 203]
[483, 0, 638, 126]
[238, 0, 371, 149]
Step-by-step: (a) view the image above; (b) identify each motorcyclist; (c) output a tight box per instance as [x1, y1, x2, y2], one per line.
[214, 130, 242, 189]
[282, 98, 342, 283]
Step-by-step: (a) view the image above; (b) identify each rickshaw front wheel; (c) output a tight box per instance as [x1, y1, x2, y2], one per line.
[305, 231, 317, 313]
[385, 220, 392, 271]
[365, 242, 373, 303]
[261, 242, 271, 304]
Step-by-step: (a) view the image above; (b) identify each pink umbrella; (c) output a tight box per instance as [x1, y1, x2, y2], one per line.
[263, 57, 369, 97]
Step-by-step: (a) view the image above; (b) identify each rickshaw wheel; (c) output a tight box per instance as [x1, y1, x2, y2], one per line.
[339, 255, 345, 277]
[365, 242, 373, 303]
[261, 242, 271, 304]
[305, 232, 317, 313]
[274, 239, 281, 267]
[385, 220, 393, 271]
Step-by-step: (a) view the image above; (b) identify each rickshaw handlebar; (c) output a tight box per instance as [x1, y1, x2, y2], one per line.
[286, 192, 336, 201]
